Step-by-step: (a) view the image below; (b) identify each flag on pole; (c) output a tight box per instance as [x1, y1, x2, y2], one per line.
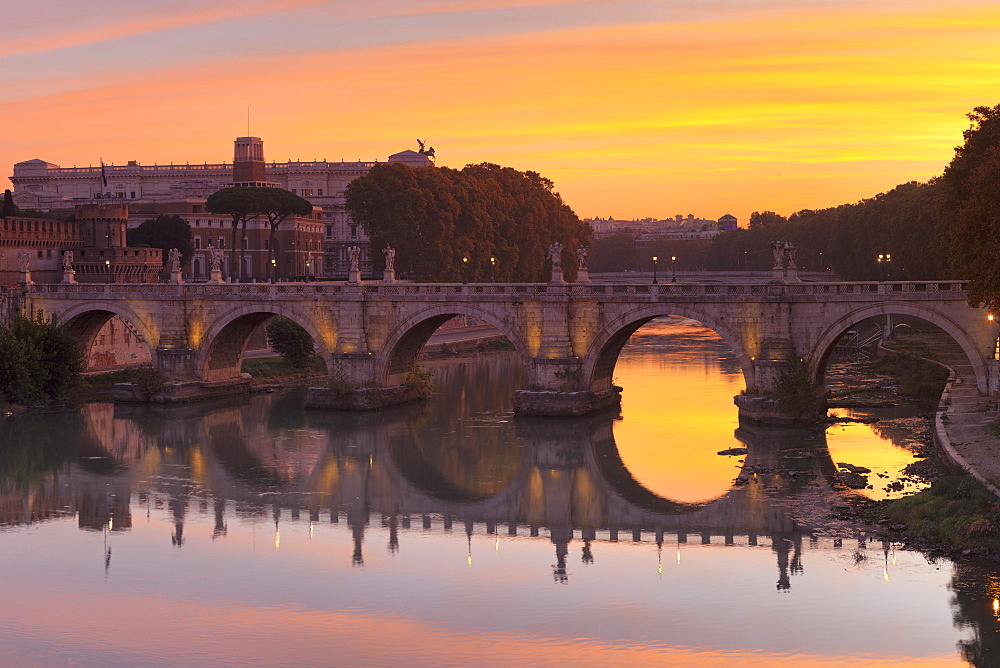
[100, 159, 108, 189]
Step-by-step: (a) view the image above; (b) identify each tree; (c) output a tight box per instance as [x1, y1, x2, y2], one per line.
[945, 105, 1000, 311]
[345, 162, 591, 281]
[265, 317, 316, 367]
[748, 211, 787, 228]
[0, 313, 84, 405]
[127, 215, 193, 277]
[257, 189, 313, 281]
[2, 190, 18, 218]
[206, 187, 270, 281]
[589, 233, 638, 272]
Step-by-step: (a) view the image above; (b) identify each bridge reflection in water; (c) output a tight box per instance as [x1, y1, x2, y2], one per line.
[2, 349, 997, 662]
[2, 371, 885, 591]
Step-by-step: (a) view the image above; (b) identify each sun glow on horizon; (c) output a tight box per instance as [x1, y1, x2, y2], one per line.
[3, 1, 1000, 220]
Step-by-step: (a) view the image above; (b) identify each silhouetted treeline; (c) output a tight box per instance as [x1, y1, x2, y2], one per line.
[709, 179, 950, 279]
[589, 179, 950, 280]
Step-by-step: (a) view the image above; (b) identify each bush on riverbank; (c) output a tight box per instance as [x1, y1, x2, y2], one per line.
[0, 313, 84, 405]
[879, 472, 1000, 555]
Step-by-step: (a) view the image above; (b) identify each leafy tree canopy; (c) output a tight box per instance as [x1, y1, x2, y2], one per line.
[345, 162, 591, 282]
[748, 211, 787, 228]
[0, 313, 84, 405]
[127, 215, 193, 265]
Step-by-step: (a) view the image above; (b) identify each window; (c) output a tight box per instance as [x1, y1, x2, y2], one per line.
[303, 189, 313, 197]
[195, 220, 200, 227]
[37, 250, 42, 258]
[292, 189, 297, 195]
[243, 237, 249, 249]
[130, 192, 135, 198]
[350, 225, 357, 238]
[318, 189, 323, 196]
[219, 238, 225, 249]
[195, 237, 201, 250]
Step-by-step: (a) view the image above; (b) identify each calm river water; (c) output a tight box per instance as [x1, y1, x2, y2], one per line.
[1, 317, 997, 666]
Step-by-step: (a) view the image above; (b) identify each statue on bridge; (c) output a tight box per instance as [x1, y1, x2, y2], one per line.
[348, 246, 361, 273]
[784, 242, 798, 269]
[548, 242, 563, 270]
[18, 250, 30, 273]
[60, 250, 76, 284]
[771, 241, 798, 270]
[208, 244, 223, 272]
[383, 245, 396, 273]
[771, 241, 785, 270]
[168, 248, 182, 273]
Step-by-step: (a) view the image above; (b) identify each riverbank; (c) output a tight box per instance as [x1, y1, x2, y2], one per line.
[833, 322, 1000, 561]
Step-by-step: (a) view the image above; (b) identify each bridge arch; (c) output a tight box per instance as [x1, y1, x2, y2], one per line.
[194, 304, 333, 382]
[810, 302, 990, 393]
[581, 305, 755, 393]
[375, 304, 532, 386]
[54, 301, 159, 369]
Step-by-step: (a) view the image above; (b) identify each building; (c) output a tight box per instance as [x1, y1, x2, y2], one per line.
[9, 138, 436, 278]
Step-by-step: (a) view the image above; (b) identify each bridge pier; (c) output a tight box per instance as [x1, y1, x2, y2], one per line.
[305, 352, 429, 410]
[513, 357, 622, 416]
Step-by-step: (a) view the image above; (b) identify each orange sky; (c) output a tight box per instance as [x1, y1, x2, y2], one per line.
[4, 0, 1000, 222]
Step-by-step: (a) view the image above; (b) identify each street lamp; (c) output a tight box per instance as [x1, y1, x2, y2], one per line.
[462, 256, 469, 284]
[105, 259, 111, 284]
[671, 256, 677, 282]
[877, 253, 892, 281]
[652, 256, 658, 284]
[270, 258, 276, 284]
[490, 256, 496, 283]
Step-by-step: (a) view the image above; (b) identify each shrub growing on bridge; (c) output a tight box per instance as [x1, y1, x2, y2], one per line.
[0, 313, 84, 405]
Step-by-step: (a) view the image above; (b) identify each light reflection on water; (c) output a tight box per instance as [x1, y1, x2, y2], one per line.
[0, 317, 989, 666]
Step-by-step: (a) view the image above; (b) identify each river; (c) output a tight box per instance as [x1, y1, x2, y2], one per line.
[0, 316, 996, 666]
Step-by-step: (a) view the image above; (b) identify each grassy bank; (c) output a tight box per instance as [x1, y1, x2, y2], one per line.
[241, 356, 326, 382]
[882, 472, 1000, 554]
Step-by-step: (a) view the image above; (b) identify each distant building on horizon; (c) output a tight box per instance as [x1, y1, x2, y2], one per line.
[585, 212, 739, 239]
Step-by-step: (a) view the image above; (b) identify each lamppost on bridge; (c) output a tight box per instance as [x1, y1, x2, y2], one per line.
[490, 256, 496, 283]
[462, 256, 469, 284]
[652, 256, 658, 284]
[877, 253, 891, 281]
[671, 256, 677, 282]
[105, 259, 111, 284]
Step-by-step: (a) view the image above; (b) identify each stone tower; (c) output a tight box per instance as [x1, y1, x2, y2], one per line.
[76, 203, 128, 248]
[233, 136, 266, 185]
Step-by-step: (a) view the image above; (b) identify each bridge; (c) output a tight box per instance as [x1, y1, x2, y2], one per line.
[11, 278, 998, 419]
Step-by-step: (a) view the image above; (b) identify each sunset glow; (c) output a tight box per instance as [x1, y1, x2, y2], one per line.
[4, 0, 999, 221]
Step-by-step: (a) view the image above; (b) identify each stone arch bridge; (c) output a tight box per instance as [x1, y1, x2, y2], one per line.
[15, 279, 999, 419]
